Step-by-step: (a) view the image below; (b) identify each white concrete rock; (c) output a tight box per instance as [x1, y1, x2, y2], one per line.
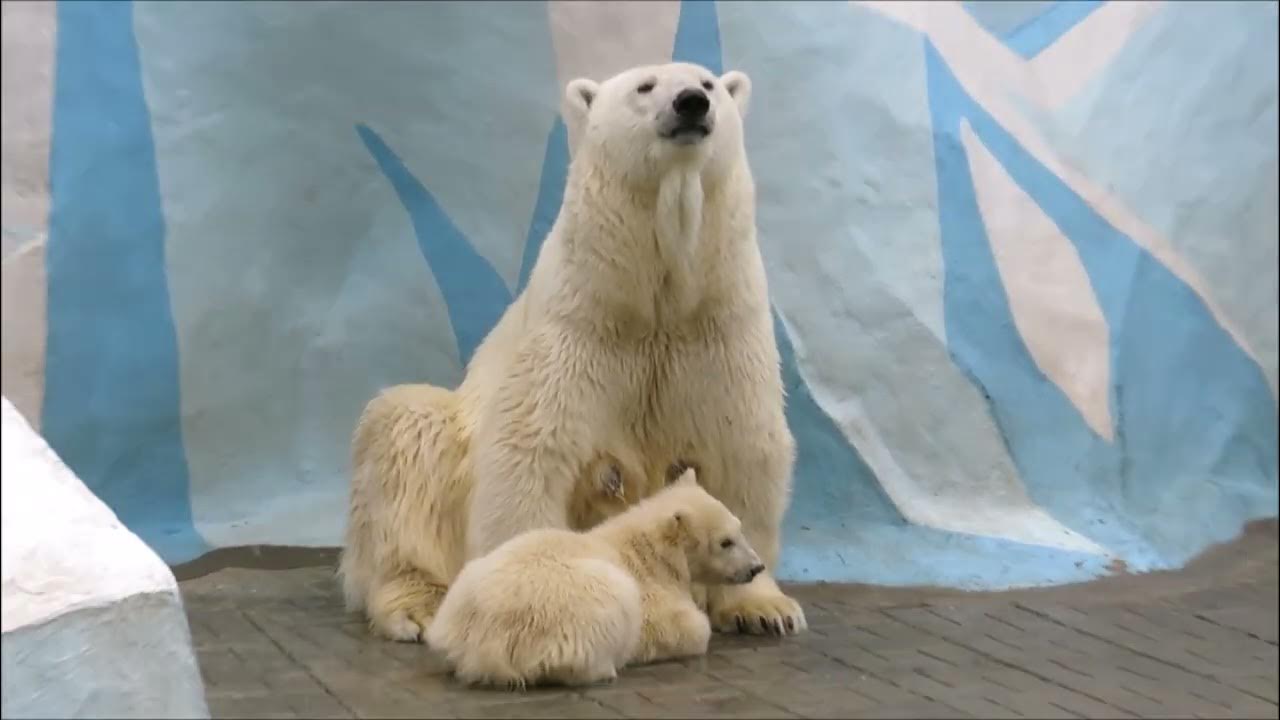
[1, 395, 209, 719]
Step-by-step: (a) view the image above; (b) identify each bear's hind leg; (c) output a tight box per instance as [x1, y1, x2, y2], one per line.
[367, 569, 448, 643]
[634, 596, 712, 665]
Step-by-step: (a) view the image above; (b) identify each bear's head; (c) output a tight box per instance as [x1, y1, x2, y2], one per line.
[565, 62, 751, 183]
[662, 469, 765, 586]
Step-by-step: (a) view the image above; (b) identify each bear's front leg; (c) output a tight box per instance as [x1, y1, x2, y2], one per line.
[367, 569, 449, 643]
[707, 570, 807, 637]
[703, 416, 808, 637]
[465, 329, 620, 560]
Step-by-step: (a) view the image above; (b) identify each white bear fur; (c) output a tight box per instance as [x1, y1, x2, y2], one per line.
[340, 384, 650, 641]
[339, 61, 805, 642]
[426, 470, 764, 688]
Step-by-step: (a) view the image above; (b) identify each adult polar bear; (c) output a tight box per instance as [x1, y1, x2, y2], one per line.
[473, 61, 805, 635]
[344, 62, 805, 639]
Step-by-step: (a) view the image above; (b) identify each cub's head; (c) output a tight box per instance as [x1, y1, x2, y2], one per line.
[565, 62, 751, 181]
[661, 470, 765, 586]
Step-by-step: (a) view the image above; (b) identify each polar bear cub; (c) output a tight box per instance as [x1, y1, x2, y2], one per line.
[425, 470, 765, 688]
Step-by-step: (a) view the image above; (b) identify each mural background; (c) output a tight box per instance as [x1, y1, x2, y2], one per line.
[2, 0, 1276, 588]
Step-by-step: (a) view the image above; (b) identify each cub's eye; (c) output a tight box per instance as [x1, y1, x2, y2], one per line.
[637, 81, 655, 94]
[702, 80, 714, 91]
[720, 538, 735, 549]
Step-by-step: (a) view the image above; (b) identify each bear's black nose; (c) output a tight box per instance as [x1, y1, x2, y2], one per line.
[748, 563, 766, 580]
[673, 88, 710, 120]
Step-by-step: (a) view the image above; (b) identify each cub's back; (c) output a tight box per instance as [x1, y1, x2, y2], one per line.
[426, 526, 642, 682]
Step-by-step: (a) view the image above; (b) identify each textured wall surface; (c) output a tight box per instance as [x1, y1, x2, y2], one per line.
[1, 0, 1276, 589]
[0, 397, 209, 719]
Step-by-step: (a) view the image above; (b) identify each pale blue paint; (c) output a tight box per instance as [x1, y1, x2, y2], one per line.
[518, 119, 571, 294]
[358, 125, 512, 366]
[1027, 1, 1280, 394]
[962, 1, 1055, 39]
[781, 524, 1111, 589]
[129, 0, 561, 550]
[962, 1, 1104, 59]
[926, 41, 1278, 570]
[773, 310, 907, 534]
[355, 116, 571, 365]
[43, 0, 206, 564]
[1003, 1, 1104, 59]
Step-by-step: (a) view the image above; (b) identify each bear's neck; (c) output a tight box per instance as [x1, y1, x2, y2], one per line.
[595, 521, 692, 589]
[537, 158, 764, 335]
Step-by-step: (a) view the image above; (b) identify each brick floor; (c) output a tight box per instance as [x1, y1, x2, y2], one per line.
[178, 520, 1279, 719]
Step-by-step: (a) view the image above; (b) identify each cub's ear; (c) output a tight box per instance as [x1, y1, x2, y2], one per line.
[720, 71, 752, 116]
[566, 78, 600, 118]
[665, 461, 700, 486]
[664, 510, 688, 542]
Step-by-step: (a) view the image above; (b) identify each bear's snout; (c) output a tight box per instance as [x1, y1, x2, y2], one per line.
[729, 562, 766, 585]
[673, 88, 710, 121]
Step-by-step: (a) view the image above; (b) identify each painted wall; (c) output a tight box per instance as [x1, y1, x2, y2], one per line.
[1, 0, 1275, 589]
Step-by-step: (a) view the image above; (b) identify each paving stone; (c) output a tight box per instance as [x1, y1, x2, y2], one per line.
[583, 688, 670, 718]
[453, 694, 621, 719]
[179, 536, 1279, 720]
[852, 699, 973, 719]
[936, 693, 1023, 719]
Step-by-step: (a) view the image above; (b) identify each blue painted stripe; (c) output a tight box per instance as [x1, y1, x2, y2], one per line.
[961, 1, 1055, 39]
[517, 117, 569, 293]
[357, 124, 512, 366]
[43, 0, 206, 564]
[673, 0, 723, 74]
[924, 41, 1277, 569]
[1003, 0, 1105, 59]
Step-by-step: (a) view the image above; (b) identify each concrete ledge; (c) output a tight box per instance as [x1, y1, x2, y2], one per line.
[1, 396, 209, 719]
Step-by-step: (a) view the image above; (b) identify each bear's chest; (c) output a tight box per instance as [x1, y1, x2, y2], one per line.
[612, 326, 761, 461]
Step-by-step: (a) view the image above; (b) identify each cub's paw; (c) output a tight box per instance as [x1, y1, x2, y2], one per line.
[710, 586, 807, 637]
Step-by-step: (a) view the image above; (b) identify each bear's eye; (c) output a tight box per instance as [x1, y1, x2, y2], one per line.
[720, 538, 735, 549]
[702, 80, 714, 91]
[637, 81, 656, 94]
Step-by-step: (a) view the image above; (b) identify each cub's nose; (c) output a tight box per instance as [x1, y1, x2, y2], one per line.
[673, 88, 710, 120]
[748, 563, 766, 580]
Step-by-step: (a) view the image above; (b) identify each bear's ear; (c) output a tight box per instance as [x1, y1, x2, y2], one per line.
[665, 461, 700, 486]
[666, 510, 688, 541]
[720, 71, 752, 117]
[673, 468, 698, 487]
[566, 78, 600, 118]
